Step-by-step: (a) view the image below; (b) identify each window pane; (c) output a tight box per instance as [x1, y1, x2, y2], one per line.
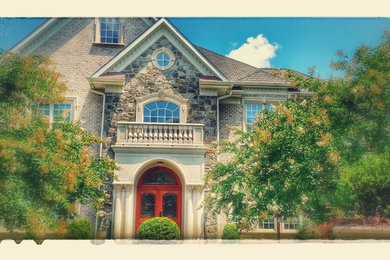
[141, 194, 155, 217]
[163, 194, 177, 217]
[53, 103, 72, 121]
[35, 104, 50, 117]
[158, 109, 165, 117]
[142, 171, 177, 185]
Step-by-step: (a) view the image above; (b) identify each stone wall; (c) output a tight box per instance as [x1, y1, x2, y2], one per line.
[103, 36, 218, 155]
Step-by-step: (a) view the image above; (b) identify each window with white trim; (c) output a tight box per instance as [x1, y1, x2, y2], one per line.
[283, 218, 300, 230]
[261, 218, 275, 230]
[143, 101, 180, 123]
[152, 48, 175, 70]
[100, 18, 119, 44]
[35, 103, 73, 123]
[136, 91, 188, 123]
[246, 103, 272, 129]
[94, 18, 123, 44]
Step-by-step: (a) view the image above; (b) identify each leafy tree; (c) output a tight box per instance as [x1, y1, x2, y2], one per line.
[0, 52, 117, 238]
[288, 32, 390, 218]
[204, 100, 339, 239]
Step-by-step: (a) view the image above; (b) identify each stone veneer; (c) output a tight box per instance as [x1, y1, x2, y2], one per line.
[103, 36, 217, 154]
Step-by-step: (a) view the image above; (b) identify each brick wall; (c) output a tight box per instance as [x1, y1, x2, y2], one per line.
[219, 103, 243, 141]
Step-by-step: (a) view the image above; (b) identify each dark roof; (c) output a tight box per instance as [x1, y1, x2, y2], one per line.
[196, 46, 289, 84]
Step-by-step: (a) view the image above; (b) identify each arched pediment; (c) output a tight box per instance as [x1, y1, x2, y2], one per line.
[135, 91, 188, 123]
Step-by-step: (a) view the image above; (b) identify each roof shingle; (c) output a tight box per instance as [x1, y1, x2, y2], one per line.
[196, 46, 289, 84]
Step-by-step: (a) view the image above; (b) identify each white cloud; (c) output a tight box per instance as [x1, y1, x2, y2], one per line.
[226, 34, 279, 68]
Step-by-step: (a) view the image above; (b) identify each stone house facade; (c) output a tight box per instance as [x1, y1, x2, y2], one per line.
[11, 17, 309, 239]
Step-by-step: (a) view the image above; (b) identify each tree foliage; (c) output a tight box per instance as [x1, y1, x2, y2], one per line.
[0, 52, 117, 237]
[288, 32, 390, 218]
[204, 100, 339, 231]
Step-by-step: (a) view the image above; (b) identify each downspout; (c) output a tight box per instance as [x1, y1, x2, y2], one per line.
[90, 89, 105, 239]
[90, 89, 105, 157]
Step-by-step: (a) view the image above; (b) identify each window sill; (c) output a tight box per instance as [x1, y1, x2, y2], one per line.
[92, 42, 126, 47]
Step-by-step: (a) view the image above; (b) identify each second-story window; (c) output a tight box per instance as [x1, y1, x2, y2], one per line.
[99, 18, 119, 44]
[143, 101, 180, 123]
[246, 103, 272, 129]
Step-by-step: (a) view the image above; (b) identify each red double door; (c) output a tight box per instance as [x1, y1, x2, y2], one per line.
[135, 167, 182, 233]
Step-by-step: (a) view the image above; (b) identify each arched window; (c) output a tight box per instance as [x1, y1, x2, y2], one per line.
[143, 101, 180, 123]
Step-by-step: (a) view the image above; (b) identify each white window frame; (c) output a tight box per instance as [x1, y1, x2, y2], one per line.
[253, 216, 302, 231]
[136, 91, 187, 123]
[282, 216, 302, 230]
[94, 18, 124, 45]
[261, 218, 276, 230]
[243, 99, 275, 131]
[36, 97, 77, 124]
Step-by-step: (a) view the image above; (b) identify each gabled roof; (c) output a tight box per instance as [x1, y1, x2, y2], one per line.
[91, 18, 228, 81]
[10, 17, 156, 55]
[10, 18, 73, 55]
[196, 46, 289, 84]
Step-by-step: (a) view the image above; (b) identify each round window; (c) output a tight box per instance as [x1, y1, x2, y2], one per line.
[156, 52, 170, 67]
[152, 48, 175, 70]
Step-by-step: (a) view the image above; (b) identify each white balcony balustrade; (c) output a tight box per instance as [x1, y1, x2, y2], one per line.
[116, 122, 204, 147]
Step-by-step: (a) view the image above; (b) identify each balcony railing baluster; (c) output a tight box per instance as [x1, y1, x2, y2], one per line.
[116, 122, 204, 146]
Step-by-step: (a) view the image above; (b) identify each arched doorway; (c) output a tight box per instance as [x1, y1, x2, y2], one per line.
[135, 166, 182, 233]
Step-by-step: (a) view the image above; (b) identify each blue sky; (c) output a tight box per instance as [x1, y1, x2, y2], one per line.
[1, 17, 390, 78]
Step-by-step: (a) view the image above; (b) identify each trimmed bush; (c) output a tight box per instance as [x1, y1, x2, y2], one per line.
[66, 219, 92, 239]
[137, 217, 180, 240]
[222, 223, 240, 240]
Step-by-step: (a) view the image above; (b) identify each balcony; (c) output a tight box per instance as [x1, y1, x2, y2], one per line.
[114, 122, 205, 151]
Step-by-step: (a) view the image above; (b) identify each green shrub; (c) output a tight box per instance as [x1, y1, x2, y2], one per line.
[222, 223, 240, 240]
[137, 217, 180, 240]
[66, 219, 92, 239]
[294, 222, 319, 240]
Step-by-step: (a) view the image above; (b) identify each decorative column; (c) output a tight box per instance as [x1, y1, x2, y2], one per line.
[120, 186, 126, 238]
[185, 185, 194, 239]
[113, 184, 123, 239]
[123, 184, 134, 238]
[185, 185, 204, 239]
[193, 185, 204, 238]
